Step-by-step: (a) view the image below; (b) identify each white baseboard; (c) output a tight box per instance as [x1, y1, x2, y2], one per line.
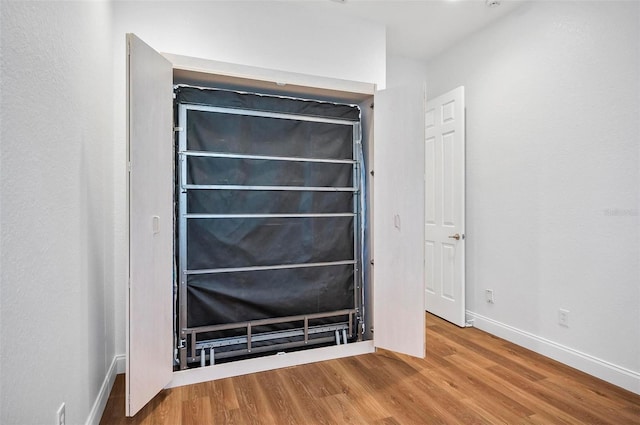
[467, 311, 640, 395]
[167, 340, 375, 389]
[85, 354, 126, 425]
[115, 354, 126, 374]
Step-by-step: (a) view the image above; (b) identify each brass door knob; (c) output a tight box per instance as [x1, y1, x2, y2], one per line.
[448, 233, 461, 240]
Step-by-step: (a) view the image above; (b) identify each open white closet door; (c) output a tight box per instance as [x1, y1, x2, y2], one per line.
[424, 86, 466, 328]
[126, 34, 174, 416]
[373, 85, 425, 358]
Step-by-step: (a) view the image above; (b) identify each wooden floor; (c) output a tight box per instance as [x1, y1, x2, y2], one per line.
[101, 314, 640, 424]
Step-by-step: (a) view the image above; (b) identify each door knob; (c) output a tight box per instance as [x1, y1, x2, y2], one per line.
[448, 233, 461, 240]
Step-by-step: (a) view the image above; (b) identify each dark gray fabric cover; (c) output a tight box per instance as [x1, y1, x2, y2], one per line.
[176, 85, 360, 121]
[187, 156, 352, 187]
[187, 264, 354, 328]
[187, 190, 353, 214]
[186, 110, 354, 159]
[176, 86, 360, 342]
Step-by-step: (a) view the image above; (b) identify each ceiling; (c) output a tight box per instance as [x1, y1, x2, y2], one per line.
[304, 0, 524, 61]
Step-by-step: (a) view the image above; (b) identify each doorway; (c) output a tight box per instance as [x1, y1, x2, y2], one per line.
[424, 86, 466, 328]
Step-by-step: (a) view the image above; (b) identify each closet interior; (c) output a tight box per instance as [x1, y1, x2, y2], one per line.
[172, 74, 374, 370]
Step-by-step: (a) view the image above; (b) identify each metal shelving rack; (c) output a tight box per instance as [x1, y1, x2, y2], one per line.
[175, 101, 363, 369]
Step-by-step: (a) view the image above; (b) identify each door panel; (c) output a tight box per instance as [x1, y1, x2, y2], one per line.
[424, 86, 466, 327]
[373, 85, 425, 358]
[126, 34, 174, 416]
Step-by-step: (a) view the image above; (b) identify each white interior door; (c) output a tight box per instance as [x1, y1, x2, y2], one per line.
[126, 33, 174, 416]
[373, 84, 425, 358]
[424, 86, 466, 327]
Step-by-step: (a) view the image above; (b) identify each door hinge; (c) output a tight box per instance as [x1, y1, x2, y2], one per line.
[127, 161, 131, 173]
[174, 126, 183, 132]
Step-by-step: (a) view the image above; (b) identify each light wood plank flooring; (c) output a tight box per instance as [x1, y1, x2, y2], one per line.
[101, 314, 640, 424]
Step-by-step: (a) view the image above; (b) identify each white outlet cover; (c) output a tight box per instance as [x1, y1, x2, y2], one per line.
[558, 309, 570, 327]
[485, 289, 494, 303]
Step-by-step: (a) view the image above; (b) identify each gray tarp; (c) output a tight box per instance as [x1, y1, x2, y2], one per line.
[175, 87, 360, 349]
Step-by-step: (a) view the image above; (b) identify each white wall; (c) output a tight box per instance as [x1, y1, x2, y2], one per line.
[426, 1, 639, 391]
[113, 1, 385, 87]
[386, 55, 427, 91]
[0, 2, 116, 424]
[110, 1, 386, 356]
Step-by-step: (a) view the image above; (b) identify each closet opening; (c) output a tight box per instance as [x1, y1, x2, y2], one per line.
[172, 81, 373, 370]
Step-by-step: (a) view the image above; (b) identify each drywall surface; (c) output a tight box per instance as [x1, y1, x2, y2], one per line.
[386, 55, 428, 91]
[112, 1, 385, 88]
[0, 2, 115, 424]
[426, 1, 639, 383]
[110, 1, 386, 357]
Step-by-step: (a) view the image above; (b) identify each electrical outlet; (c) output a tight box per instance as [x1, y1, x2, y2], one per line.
[56, 403, 65, 425]
[558, 309, 570, 327]
[485, 289, 494, 303]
